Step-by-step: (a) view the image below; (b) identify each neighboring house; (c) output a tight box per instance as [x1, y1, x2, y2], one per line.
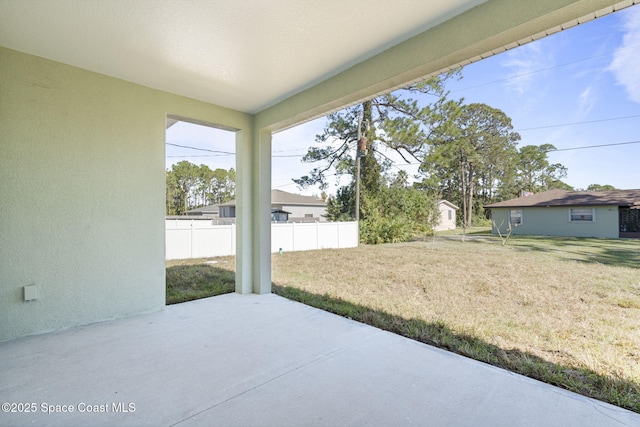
[485, 189, 640, 239]
[185, 204, 220, 218]
[219, 189, 328, 222]
[435, 200, 458, 231]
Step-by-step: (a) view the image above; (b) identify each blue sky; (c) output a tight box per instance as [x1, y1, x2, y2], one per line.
[166, 5, 640, 197]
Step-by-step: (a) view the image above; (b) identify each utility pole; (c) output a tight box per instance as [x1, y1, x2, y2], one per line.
[355, 114, 368, 222]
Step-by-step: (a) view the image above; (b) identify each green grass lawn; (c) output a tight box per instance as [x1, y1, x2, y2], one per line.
[166, 259, 235, 304]
[166, 235, 640, 413]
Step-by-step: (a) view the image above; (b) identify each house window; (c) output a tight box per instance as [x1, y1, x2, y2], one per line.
[220, 207, 236, 218]
[569, 208, 595, 222]
[448, 210, 452, 220]
[509, 209, 523, 226]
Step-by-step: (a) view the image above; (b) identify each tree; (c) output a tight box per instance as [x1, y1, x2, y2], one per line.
[586, 184, 617, 191]
[325, 169, 438, 244]
[420, 103, 520, 227]
[294, 73, 458, 220]
[359, 181, 437, 244]
[207, 167, 236, 204]
[168, 161, 200, 214]
[547, 180, 574, 191]
[196, 165, 214, 207]
[165, 161, 236, 215]
[391, 170, 410, 188]
[516, 144, 568, 193]
[166, 170, 182, 215]
[325, 184, 356, 221]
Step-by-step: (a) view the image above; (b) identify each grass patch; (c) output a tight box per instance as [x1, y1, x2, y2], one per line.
[166, 257, 235, 304]
[434, 226, 492, 236]
[166, 236, 640, 412]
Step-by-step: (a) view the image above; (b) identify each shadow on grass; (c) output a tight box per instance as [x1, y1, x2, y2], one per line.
[432, 227, 492, 238]
[450, 234, 640, 269]
[166, 264, 235, 305]
[272, 283, 640, 414]
[503, 236, 640, 269]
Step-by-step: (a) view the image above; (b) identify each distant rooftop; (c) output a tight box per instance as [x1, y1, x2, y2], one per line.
[485, 189, 640, 208]
[186, 204, 220, 214]
[220, 189, 326, 207]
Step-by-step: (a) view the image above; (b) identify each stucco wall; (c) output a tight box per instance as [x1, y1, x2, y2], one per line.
[0, 47, 249, 341]
[279, 205, 328, 221]
[435, 203, 457, 231]
[491, 206, 619, 239]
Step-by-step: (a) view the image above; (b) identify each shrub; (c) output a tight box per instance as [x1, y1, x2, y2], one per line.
[360, 216, 414, 244]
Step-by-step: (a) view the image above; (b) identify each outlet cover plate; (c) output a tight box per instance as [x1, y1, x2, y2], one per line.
[24, 285, 38, 301]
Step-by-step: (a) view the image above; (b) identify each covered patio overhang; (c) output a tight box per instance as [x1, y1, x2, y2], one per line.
[0, 0, 636, 339]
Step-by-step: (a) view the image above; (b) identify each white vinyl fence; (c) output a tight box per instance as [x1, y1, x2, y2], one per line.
[166, 220, 358, 260]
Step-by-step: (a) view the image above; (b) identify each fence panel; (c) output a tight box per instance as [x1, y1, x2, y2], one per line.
[191, 225, 235, 258]
[166, 220, 358, 260]
[165, 228, 193, 260]
[291, 223, 318, 252]
[271, 223, 295, 253]
[337, 222, 359, 248]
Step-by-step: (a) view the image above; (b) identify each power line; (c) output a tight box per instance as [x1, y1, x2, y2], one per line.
[168, 119, 640, 161]
[166, 142, 310, 157]
[452, 41, 640, 94]
[273, 154, 307, 158]
[167, 154, 233, 158]
[272, 148, 309, 154]
[166, 142, 235, 155]
[517, 114, 640, 131]
[273, 140, 640, 187]
[278, 112, 640, 159]
[548, 140, 640, 152]
[273, 172, 340, 189]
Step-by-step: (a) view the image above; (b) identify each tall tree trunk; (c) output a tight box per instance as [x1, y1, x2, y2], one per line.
[467, 166, 474, 227]
[460, 153, 467, 228]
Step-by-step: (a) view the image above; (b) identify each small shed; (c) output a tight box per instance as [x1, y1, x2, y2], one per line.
[435, 200, 459, 231]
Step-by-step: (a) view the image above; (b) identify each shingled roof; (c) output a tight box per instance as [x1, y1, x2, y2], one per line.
[220, 189, 326, 207]
[485, 189, 640, 208]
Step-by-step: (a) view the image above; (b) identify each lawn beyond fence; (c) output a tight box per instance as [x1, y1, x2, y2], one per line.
[166, 235, 640, 412]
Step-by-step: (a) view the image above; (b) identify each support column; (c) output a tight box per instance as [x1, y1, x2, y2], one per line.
[235, 126, 272, 294]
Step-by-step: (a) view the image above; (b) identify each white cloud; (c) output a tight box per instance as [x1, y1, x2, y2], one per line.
[577, 86, 595, 116]
[501, 42, 552, 94]
[609, 6, 640, 104]
[272, 117, 335, 196]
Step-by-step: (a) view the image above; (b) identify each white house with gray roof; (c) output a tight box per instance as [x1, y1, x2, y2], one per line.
[219, 190, 327, 222]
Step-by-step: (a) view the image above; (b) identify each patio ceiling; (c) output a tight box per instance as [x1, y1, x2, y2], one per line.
[0, 0, 485, 114]
[2, 1, 636, 124]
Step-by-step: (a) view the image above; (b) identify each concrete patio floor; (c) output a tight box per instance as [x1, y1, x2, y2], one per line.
[1, 293, 638, 427]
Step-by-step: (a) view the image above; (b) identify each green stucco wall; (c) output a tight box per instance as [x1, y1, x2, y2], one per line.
[491, 206, 619, 239]
[0, 47, 250, 341]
